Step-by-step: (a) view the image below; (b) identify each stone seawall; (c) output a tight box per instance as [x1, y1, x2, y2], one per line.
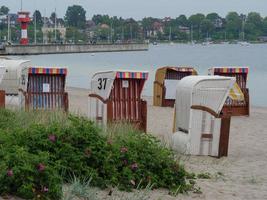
[0, 43, 148, 55]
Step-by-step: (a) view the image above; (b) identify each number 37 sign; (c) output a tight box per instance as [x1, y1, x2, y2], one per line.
[97, 78, 108, 90]
[91, 72, 117, 100]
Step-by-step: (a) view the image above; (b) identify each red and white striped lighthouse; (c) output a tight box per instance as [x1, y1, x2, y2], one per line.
[17, 11, 31, 45]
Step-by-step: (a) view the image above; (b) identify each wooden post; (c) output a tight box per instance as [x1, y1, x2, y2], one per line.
[141, 100, 147, 132]
[64, 92, 69, 112]
[246, 88, 250, 116]
[0, 90, 5, 108]
[218, 117, 231, 158]
[107, 100, 113, 123]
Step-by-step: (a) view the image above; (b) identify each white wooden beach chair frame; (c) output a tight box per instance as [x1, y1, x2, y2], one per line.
[172, 76, 235, 157]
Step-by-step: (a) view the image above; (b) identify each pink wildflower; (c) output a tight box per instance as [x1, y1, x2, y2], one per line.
[131, 162, 138, 171]
[37, 163, 46, 172]
[42, 186, 49, 193]
[120, 147, 128, 153]
[48, 134, 56, 143]
[7, 169, 13, 177]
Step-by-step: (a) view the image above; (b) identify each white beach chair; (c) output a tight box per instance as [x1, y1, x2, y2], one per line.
[172, 76, 235, 157]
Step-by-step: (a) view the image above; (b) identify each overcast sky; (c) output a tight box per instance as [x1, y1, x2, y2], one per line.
[1, 0, 267, 19]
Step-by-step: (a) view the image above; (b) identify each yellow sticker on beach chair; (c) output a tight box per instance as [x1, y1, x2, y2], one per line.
[229, 82, 245, 101]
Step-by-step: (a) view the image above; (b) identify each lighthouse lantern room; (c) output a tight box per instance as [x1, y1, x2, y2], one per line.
[17, 11, 31, 45]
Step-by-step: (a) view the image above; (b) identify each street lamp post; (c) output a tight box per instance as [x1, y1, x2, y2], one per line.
[34, 11, 37, 44]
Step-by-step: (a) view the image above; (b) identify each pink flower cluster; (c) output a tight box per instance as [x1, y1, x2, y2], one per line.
[42, 186, 49, 193]
[7, 169, 13, 177]
[37, 163, 46, 172]
[131, 162, 138, 171]
[48, 134, 57, 143]
[120, 147, 128, 153]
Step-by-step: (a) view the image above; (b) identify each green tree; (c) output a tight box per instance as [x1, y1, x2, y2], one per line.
[263, 17, 267, 35]
[244, 12, 263, 40]
[65, 5, 86, 29]
[225, 12, 242, 39]
[96, 26, 110, 41]
[188, 13, 205, 27]
[0, 6, 9, 15]
[66, 27, 86, 43]
[123, 18, 139, 41]
[33, 10, 43, 26]
[141, 17, 157, 38]
[92, 14, 111, 25]
[189, 13, 205, 39]
[206, 13, 220, 22]
[200, 19, 214, 37]
[246, 12, 263, 30]
[176, 15, 189, 27]
[28, 24, 44, 43]
[50, 12, 56, 23]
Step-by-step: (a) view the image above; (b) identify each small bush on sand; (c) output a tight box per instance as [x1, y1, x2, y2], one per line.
[0, 109, 195, 199]
[0, 145, 62, 199]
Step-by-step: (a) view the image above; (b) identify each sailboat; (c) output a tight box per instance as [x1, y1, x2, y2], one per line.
[190, 25, 195, 45]
[202, 32, 212, 46]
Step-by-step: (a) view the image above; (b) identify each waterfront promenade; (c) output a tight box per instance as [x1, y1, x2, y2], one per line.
[0, 43, 149, 55]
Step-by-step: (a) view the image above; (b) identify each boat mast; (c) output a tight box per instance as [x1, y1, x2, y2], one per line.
[242, 18, 245, 41]
[54, 0, 57, 42]
[169, 26, 172, 42]
[34, 11, 37, 44]
[190, 25, 193, 44]
[130, 24, 133, 42]
[54, 8, 57, 42]
[7, 14, 10, 42]
[43, 9, 46, 44]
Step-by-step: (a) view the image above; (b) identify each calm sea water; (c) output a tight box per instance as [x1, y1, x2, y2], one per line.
[17, 43, 267, 107]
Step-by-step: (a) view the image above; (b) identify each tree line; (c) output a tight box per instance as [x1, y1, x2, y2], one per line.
[1, 5, 267, 44]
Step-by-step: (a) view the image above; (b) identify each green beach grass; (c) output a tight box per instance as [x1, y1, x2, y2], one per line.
[0, 109, 196, 199]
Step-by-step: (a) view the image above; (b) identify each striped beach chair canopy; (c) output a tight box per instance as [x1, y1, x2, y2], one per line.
[209, 66, 249, 74]
[115, 70, 149, 79]
[28, 66, 68, 75]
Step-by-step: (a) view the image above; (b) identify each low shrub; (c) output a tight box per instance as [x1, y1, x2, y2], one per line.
[0, 145, 62, 199]
[0, 109, 195, 199]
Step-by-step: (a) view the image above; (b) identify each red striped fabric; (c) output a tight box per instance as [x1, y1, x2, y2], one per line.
[213, 67, 249, 74]
[116, 71, 148, 79]
[28, 67, 67, 75]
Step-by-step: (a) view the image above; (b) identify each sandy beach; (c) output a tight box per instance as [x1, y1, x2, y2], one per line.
[66, 87, 267, 200]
